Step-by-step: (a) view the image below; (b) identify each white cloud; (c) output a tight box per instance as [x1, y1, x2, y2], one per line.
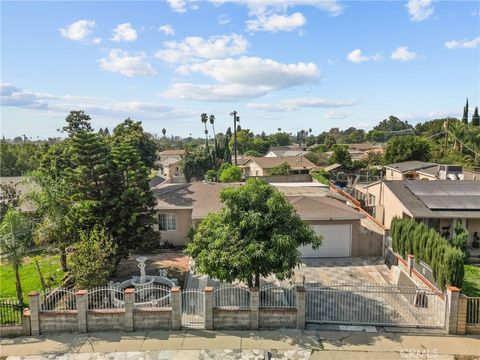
[391, 46, 417, 61]
[164, 56, 320, 101]
[406, 0, 433, 21]
[247, 97, 357, 112]
[159, 24, 175, 36]
[246, 12, 306, 32]
[218, 14, 231, 25]
[111, 23, 138, 42]
[155, 33, 248, 63]
[92, 37, 102, 45]
[325, 111, 351, 119]
[167, 0, 187, 12]
[445, 36, 480, 49]
[59, 20, 96, 41]
[98, 49, 156, 77]
[347, 49, 382, 63]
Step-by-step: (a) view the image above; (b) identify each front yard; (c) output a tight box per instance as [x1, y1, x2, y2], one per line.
[0, 251, 65, 304]
[462, 265, 480, 297]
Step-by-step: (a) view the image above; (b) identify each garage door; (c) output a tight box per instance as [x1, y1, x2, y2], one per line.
[299, 224, 351, 258]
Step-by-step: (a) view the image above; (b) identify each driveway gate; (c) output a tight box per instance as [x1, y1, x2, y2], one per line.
[181, 289, 204, 329]
[305, 283, 446, 328]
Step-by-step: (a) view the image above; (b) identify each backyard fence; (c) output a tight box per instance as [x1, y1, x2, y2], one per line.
[40, 288, 76, 311]
[260, 286, 296, 308]
[466, 296, 480, 324]
[0, 299, 23, 325]
[213, 285, 250, 309]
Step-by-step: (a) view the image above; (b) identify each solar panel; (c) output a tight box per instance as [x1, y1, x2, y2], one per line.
[406, 182, 480, 210]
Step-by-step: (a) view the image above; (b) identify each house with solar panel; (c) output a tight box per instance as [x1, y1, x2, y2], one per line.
[360, 180, 480, 255]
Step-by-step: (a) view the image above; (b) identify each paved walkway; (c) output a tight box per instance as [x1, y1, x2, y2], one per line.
[1, 329, 479, 359]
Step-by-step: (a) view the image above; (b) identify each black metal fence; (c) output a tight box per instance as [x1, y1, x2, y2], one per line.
[0, 299, 23, 325]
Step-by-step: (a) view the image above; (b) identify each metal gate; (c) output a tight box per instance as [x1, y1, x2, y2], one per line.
[181, 289, 204, 329]
[305, 283, 446, 328]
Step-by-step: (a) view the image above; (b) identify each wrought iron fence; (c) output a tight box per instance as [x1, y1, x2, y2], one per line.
[134, 285, 171, 309]
[0, 299, 23, 325]
[213, 285, 250, 309]
[466, 297, 480, 324]
[40, 288, 76, 311]
[87, 287, 125, 310]
[260, 286, 296, 308]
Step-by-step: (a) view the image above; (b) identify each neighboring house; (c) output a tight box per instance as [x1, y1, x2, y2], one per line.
[265, 145, 304, 157]
[384, 160, 479, 181]
[159, 149, 186, 180]
[151, 181, 383, 258]
[325, 144, 384, 162]
[240, 156, 317, 177]
[360, 180, 480, 247]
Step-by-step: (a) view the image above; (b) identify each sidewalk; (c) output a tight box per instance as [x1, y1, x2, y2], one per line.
[1, 329, 479, 359]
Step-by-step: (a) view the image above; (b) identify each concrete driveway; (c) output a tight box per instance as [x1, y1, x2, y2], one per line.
[268, 257, 391, 286]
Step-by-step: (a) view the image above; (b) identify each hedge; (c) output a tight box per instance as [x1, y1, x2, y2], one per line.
[390, 217, 464, 289]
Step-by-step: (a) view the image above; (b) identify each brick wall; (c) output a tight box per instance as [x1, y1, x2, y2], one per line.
[259, 308, 297, 329]
[87, 310, 125, 332]
[133, 308, 172, 330]
[213, 308, 251, 330]
[39, 311, 78, 334]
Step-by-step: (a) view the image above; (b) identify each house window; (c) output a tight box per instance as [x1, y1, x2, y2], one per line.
[159, 213, 176, 231]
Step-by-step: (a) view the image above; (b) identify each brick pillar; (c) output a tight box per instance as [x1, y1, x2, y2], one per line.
[296, 286, 306, 330]
[76, 290, 88, 333]
[22, 308, 31, 336]
[456, 294, 468, 335]
[171, 287, 181, 330]
[124, 288, 135, 332]
[446, 286, 461, 334]
[407, 254, 414, 276]
[28, 292, 40, 336]
[204, 287, 214, 330]
[250, 287, 259, 330]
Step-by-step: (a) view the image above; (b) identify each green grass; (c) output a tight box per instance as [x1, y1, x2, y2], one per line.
[462, 265, 480, 297]
[0, 252, 65, 304]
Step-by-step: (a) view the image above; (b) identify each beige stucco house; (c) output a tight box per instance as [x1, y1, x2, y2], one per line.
[159, 149, 186, 180]
[240, 156, 317, 177]
[359, 180, 480, 248]
[151, 181, 381, 257]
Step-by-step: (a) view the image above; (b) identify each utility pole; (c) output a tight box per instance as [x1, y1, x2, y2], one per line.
[443, 120, 449, 156]
[230, 111, 240, 165]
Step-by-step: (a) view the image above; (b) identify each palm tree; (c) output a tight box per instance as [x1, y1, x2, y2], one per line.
[201, 113, 209, 148]
[0, 208, 32, 305]
[209, 115, 217, 158]
[162, 128, 166, 137]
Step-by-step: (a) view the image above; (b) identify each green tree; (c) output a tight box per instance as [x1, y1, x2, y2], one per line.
[472, 106, 479, 126]
[0, 182, 20, 221]
[219, 164, 242, 182]
[384, 135, 432, 164]
[244, 150, 262, 157]
[267, 162, 291, 175]
[324, 134, 336, 149]
[70, 227, 117, 289]
[0, 208, 32, 304]
[181, 150, 215, 182]
[269, 132, 291, 146]
[462, 98, 469, 124]
[201, 113, 209, 148]
[60, 111, 93, 136]
[329, 145, 352, 168]
[229, 129, 254, 155]
[112, 118, 157, 168]
[186, 179, 322, 287]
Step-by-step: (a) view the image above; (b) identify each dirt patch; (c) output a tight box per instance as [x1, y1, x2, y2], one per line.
[112, 250, 190, 288]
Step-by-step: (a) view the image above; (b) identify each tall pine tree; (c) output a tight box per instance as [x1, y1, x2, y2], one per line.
[462, 98, 469, 124]
[472, 106, 479, 127]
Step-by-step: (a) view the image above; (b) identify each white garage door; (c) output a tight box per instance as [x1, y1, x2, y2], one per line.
[299, 224, 351, 258]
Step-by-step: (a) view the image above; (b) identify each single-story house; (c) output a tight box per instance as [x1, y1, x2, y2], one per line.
[359, 180, 480, 247]
[265, 145, 304, 158]
[240, 156, 317, 177]
[384, 161, 480, 181]
[151, 181, 383, 258]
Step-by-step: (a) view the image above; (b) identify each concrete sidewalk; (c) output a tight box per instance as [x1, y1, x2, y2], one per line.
[1, 329, 479, 359]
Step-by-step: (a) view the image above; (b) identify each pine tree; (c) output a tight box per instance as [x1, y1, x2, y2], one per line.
[462, 98, 469, 124]
[472, 106, 480, 126]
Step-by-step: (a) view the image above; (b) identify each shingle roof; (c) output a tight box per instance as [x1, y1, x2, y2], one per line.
[384, 180, 480, 219]
[243, 156, 316, 170]
[153, 181, 363, 221]
[160, 149, 186, 156]
[384, 161, 437, 173]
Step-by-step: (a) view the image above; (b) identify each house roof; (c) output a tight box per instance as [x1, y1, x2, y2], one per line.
[149, 175, 167, 188]
[159, 149, 186, 156]
[384, 180, 480, 219]
[153, 181, 364, 221]
[242, 156, 316, 170]
[323, 163, 342, 172]
[384, 161, 437, 173]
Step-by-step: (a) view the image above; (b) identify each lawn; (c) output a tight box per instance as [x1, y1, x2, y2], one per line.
[462, 265, 480, 297]
[0, 252, 65, 304]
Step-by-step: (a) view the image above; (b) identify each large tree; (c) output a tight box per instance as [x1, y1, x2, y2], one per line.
[181, 149, 215, 182]
[472, 106, 479, 127]
[384, 135, 432, 164]
[186, 179, 322, 287]
[60, 110, 93, 136]
[462, 98, 469, 124]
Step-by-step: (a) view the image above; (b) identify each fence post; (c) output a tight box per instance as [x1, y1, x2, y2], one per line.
[456, 294, 468, 335]
[28, 291, 40, 336]
[22, 308, 31, 336]
[250, 287, 259, 330]
[204, 287, 214, 330]
[171, 287, 181, 330]
[76, 290, 88, 333]
[124, 288, 135, 332]
[446, 286, 461, 334]
[296, 286, 306, 330]
[407, 254, 414, 276]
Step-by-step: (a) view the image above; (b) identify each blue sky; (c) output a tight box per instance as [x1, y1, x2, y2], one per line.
[1, 0, 479, 139]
